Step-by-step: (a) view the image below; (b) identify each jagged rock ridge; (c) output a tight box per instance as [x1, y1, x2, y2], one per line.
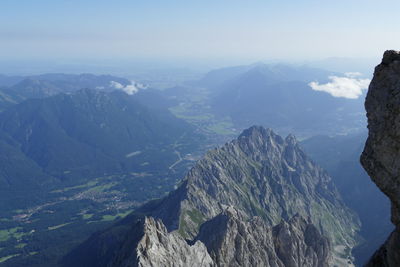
[63, 126, 359, 267]
[153, 126, 358, 246]
[108, 207, 331, 267]
[361, 50, 400, 266]
[196, 207, 331, 267]
[111, 217, 214, 267]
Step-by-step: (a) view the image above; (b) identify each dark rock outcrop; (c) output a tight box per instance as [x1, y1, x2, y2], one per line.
[361, 50, 400, 266]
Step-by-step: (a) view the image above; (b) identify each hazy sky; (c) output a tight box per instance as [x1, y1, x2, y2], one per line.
[1, 0, 399, 62]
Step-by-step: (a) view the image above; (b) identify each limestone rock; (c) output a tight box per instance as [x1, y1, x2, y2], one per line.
[196, 207, 331, 267]
[109, 217, 214, 267]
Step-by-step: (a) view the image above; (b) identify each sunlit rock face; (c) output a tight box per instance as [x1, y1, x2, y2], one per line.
[361, 50, 400, 266]
[195, 207, 331, 267]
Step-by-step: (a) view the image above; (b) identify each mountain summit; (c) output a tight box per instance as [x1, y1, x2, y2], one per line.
[64, 126, 358, 266]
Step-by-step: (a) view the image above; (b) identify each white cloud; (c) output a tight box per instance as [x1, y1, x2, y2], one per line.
[110, 81, 124, 89]
[344, 72, 362, 78]
[110, 81, 147, 95]
[122, 84, 139, 95]
[308, 74, 371, 99]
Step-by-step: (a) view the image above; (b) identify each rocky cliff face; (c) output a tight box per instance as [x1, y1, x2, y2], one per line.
[196, 207, 331, 267]
[361, 50, 400, 266]
[63, 126, 358, 267]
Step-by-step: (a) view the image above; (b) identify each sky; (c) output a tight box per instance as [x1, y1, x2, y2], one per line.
[1, 0, 400, 64]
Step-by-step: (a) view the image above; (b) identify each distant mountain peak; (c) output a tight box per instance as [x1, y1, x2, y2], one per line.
[239, 126, 298, 147]
[238, 126, 284, 147]
[239, 125, 272, 137]
[153, 126, 357, 243]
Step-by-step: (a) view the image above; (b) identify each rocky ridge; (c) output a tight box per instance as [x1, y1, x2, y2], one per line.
[153, 127, 358, 246]
[108, 207, 331, 267]
[111, 217, 214, 267]
[361, 50, 400, 266]
[196, 207, 331, 267]
[63, 126, 359, 267]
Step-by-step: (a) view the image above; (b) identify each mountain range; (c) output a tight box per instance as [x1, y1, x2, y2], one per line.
[209, 64, 365, 136]
[0, 65, 381, 266]
[161, 63, 367, 138]
[0, 84, 205, 266]
[0, 73, 131, 111]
